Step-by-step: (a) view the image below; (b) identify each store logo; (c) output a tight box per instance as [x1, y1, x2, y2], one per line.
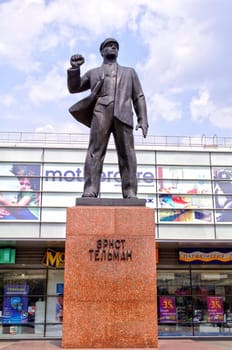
[42, 249, 65, 268]
[44, 167, 155, 184]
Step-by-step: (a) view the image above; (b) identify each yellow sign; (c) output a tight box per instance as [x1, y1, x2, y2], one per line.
[43, 249, 65, 268]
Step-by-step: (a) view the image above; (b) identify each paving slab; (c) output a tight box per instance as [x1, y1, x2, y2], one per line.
[0, 339, 232, 350]
[0, 340, 61, 349]
[159, 339, 231, 350]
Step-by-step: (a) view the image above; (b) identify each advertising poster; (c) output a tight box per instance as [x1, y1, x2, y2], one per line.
[55, 294, 64, 323]
[2, 284, 29, 324]
[207, 296, 224, 322]
[213, 167, 232, 222]
[55, 283, 64, 323]
[0, 163, 41, 221]
[159, 208, 212, 223]
[159, 296, 176, 323]
[158, 166, 212, 223]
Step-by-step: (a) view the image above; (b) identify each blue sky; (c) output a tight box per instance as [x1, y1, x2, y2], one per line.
[1, 0, 232, 138]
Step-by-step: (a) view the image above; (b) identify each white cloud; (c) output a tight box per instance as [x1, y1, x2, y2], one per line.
[150, 93, 182, 121]
[34, 124, 56, 133]
[0, 0, 143, 71]
[190, 88, 215, 121]
[23, 51, 99, 106]
[26, 67, 67, 105]
[59, 0, 142, 34]
[139, 9, 214, 90]
[0, 0, 46, 70]
[1, 0, 232, 136]
[34, 121, 86, 134]
[1, 94, 15, 107]
[190, 88, 232, 129]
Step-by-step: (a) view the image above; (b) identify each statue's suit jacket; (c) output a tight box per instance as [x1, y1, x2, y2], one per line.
[67, 64, 148, 129]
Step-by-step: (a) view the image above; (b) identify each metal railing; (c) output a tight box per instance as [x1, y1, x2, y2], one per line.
[1, 132, 232, 148]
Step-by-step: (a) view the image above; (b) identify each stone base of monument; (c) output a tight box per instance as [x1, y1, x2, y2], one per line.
[62, 200, 158, 348]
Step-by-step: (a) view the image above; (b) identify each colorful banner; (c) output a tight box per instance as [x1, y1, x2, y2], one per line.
[158, 166, 211, 195]
[2, 162, 232, 224]
[159, 296, 176, 323]
[179, 249, 232, 264]
[2, 284, 29, 324]
[207, 296, 224, 322]
[159, 208, 212, 223]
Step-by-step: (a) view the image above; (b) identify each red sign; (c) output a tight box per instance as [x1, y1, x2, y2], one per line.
[159, 296, 176, 323]
[207, 296, 224, 322]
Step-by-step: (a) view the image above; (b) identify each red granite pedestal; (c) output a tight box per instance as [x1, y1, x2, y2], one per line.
[62, 204, 158, 348]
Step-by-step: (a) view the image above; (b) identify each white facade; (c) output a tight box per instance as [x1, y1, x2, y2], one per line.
[1, 134, 232, 242]
[1, 133, 232, 338]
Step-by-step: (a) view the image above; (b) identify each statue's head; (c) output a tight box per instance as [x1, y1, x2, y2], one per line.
[99, 38, 119, 59]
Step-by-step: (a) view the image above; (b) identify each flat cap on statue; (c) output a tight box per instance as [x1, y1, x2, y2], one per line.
[99, 38, 119, 52]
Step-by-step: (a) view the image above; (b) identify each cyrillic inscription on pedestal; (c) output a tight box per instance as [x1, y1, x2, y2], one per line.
[62, 205, 158, 349]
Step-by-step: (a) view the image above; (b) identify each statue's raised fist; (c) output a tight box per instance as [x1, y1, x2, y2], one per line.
[70, 54, 85, 68]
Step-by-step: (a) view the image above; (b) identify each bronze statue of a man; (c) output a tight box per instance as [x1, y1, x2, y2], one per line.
[67, 38, 148, 198]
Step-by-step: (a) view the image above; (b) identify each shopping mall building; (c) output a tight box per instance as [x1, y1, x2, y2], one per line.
[1, 132, 232, 339]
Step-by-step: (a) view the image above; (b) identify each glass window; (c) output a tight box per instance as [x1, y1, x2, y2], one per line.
[157, 166, 211, 180]
[45, 269, 64, 337]
[0, 269, 46, 337]
[156, 152, 210, 165]
[192, 270, 232, 335]
[158, 268, 232, 336]
[158, 270, 193, 336]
